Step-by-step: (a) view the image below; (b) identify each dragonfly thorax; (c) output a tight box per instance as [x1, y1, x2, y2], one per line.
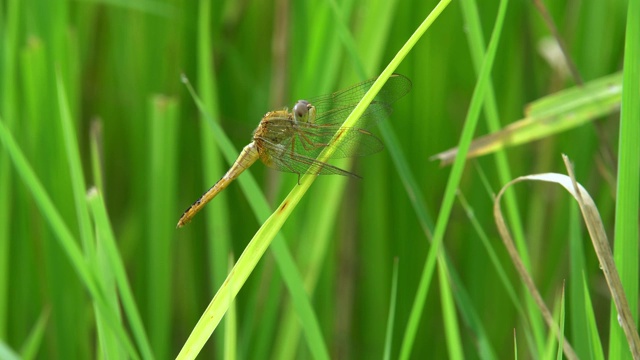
[254, 110, 295, 147]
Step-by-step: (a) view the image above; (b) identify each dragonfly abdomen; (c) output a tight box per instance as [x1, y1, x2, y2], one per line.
[176, 143, 259, 228]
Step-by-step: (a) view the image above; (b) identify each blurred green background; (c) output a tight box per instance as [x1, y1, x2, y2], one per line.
[0, 0, 635, 359]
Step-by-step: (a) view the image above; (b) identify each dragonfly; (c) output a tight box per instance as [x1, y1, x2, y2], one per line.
[177, 73, 412, 228]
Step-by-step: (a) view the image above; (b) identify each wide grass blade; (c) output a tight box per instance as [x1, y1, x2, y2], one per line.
[609, 0, 640, 357]
[432, 73, 623, 165]
[146, 95, 179, 360]
[0, 0, 19, 340]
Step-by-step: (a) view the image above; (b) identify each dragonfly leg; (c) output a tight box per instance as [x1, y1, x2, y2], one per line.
[298, 132, 328, 151]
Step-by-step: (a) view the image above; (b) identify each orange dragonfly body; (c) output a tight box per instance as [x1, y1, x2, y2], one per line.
[177, 74, 411, 227]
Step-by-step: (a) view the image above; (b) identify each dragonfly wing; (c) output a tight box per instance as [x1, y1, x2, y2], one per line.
[261, 119, 384, 159]
[306, 73, 411, 123]
[312, 102, 392, 128]
[257, 138, 359, 178]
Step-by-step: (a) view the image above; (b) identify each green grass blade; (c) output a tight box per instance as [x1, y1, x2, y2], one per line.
[400, 0, 506, 357]
[0, 0, 20, 340]
[383, 258, 399, 360]
[87, 189, 155, 360]
[88, 119, 121, 359]
[582, 273, 605, 360]
[541, 288, 566, 360]
[146, 95, 179, 360]
[224, 255, 237, 360]
[195, 3, 232, 357]
[557, 288, 566, 360]
[438, 261, 463, 359]
[23, 33, 82, 359]
[609, 0, 640, 357]
[89, 121, 104, 194]
[567, 203, 592, 358]
[93, 221, 123, 358]
[55, 70, 95, 258]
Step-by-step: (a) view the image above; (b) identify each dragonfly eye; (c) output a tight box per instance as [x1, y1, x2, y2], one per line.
[293, 100, 310, 121]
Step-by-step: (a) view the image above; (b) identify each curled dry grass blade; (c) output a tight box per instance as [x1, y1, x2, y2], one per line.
[493, 154, 640, 359]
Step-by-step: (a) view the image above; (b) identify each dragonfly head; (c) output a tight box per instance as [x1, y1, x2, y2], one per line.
[293, 100, 316, 124]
